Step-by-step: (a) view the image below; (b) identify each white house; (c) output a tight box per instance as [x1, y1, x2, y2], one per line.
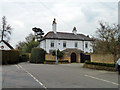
[0, 40, 14, 50]
[39, 19, 93, 53]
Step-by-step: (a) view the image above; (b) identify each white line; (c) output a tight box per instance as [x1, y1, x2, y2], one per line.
[15, 65, 20, 69]
[17, 65, 48, 89]
[85, 74, 119, 86]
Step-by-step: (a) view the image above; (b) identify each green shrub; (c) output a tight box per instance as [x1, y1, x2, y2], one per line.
[85, 61, 115, 67]
[30, 48, 46, 63]
[2, 50, 19, 65]
[19, 54, 28, 62]
[44, 60, 69, 64]
[52, 49, 64, 60]
[58, 60, 69, 63]
[85, 60, 90, 63]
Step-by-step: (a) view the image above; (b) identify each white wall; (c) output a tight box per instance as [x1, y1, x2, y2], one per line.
[40, 39, 93, 53]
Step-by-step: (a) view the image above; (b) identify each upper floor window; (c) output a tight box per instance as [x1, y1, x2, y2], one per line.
[75, 42, 78, 48]
[85, 42, 88, 48]
[51, 42, 54, 47]
[63, 42, 66, 48]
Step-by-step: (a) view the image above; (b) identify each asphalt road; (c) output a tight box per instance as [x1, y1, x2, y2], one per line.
[2, 62, 119, 89]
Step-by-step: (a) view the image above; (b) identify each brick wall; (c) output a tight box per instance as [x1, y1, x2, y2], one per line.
[89, 53, 120, 64]
[45, 53, 70, 62]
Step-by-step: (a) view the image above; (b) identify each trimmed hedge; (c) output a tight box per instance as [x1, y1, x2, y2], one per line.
[30, 48, 46, 63]
[44, 60, 69, 64]
[85, 60, 115, 67]
[2, 50, 19, 65]
[83, 64, 116, 71]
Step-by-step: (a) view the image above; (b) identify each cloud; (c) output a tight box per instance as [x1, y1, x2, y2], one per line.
[11, 20, 25, 28]
[0, 1, 118, 48]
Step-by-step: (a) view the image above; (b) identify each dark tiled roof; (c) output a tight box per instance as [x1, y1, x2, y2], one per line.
[41, 31, 92, 41]
[0, 40, 14, 49]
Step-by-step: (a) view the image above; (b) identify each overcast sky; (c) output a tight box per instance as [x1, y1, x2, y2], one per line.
[0, 0, 118, 48]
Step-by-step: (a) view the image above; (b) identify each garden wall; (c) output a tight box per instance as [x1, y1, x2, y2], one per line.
[88, 53, 120, 64]
[45, 53, 70, 62]
[2, 50, 19, 64]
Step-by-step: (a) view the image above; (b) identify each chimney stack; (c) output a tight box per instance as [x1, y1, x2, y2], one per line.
[52, 18, 57, 34]
[72, 27, 77, 35]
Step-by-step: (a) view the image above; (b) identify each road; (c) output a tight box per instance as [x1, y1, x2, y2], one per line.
[2, 62, 119, 89]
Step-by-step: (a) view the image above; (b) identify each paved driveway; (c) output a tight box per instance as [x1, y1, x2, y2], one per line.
[2, 62, 119, 89]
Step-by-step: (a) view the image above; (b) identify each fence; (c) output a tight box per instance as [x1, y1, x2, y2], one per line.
[2, 50, 19, 65]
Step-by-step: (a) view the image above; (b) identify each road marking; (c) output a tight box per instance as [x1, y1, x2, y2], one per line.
[17, 65, 48, 89]
[85, 74, 119, 86]
[15, 65, 20, 69]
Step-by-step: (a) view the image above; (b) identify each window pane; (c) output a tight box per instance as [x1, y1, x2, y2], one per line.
[75, 42, 78, 47]
[51, 42, 54, 47]
[63, 42, 66, 47]
[85, 43, 88, 48]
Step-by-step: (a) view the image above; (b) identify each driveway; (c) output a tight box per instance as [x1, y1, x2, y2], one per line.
[2, 62, 119, 89]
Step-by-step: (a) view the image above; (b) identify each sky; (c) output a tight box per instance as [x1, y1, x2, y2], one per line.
[0, 0, 118, 48]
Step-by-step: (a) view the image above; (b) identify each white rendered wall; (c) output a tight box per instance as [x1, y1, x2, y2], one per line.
[40, 39, 93, 53]
[0, 42, 11, 50]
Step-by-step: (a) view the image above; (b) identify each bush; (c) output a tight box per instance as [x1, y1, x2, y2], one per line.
[19, 54, 28, 62]
[2, 50, 19, 65]
[52, 49, 64, 60]
[85, 61, 115, 67]
[30, 48, 46, 63]
[58, 60, 69, 63]
[44, 60, 69, 64]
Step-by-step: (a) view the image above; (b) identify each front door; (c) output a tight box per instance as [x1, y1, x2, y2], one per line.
[71, 53, 76, 63]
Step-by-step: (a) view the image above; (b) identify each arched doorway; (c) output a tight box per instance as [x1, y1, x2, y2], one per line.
[71, 53, 76, 63]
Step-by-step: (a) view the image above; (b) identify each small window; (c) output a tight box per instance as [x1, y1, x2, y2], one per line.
[75, 42, 78, 48]
[63, 42, 66, 48]
[85, 42, 88, 48]
[51, 42, 54, 47]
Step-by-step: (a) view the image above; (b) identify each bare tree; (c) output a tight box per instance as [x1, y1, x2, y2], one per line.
[16, 41, 26, 50]
[0, 16, 13, 42]
[25, 33, 35, 43]
[93, 21, 120, 63]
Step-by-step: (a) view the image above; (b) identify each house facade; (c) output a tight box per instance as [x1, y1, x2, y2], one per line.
[0, 40, 14, 50]
[40, 19, 93, 54]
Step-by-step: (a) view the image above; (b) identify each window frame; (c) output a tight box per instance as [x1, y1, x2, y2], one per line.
[75, 42, 78, 48]
[63, 41, 66, 48]
[51, 41, 54, 47]
[85, 42, 88, 48]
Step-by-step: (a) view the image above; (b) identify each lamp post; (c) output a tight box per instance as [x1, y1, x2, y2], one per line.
[56, 40, 57, 64]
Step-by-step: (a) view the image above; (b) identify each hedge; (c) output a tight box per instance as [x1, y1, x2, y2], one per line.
[19, 54, 28, 62]
[85, 60, 115, 67]
[30, 48, 46, 63]
[44, 60, 69, 64]
[2, 50, 19, 65]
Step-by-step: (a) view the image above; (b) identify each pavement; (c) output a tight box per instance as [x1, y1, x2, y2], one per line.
[2, 62, 119, 89]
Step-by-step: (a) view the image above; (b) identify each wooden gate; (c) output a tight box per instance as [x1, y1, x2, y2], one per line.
[80, 53, 91, 63]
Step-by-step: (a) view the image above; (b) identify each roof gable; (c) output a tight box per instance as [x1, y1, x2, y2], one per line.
[0, 40, 14, 49]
